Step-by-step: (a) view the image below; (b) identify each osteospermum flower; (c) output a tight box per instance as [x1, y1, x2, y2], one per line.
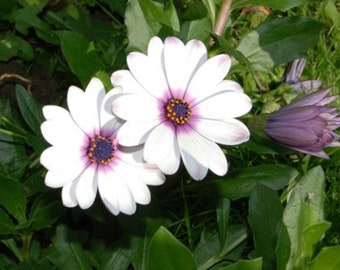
[111, 36, 252, 180]
[266, 87, 340, 158]
[40, 78, 165, 215]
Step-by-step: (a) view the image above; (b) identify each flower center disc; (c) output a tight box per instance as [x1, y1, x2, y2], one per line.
[87, 135, 116, 165]
[165, 98, 192, 125]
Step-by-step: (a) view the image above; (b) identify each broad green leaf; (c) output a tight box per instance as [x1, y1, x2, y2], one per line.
[125, 0, 180, 52]
[18, 259, 54, 270]
[303, 221, 331, 259]
[118, 214, 170, 270]
[232, 0, 315, 11]
[216, 197, 230, 249]
[0, 99, 27, 177]
[275, 222, 291, 270]
[57, 31, 109, 88]
[11, 4, 58, 44]
[213, 34, 252, 73]
[180, 17, 212, 44]
[194, 230, 221, 266]
[0, 177, 26, 224]
[248, 184, 283, 270]
[97, 247, 130, 270]
[46, 225, 93, 269]
[182, 164, 298, 200]
[0, 211, 17, 234]
[0, 33, 34, 61]
[323, 1, 340, 28]
[221, 257, 263, 270]
[148, 226, 197, 270]
[201, 0, 216, 26]
[29, 193, 66, 230]
[283, 166, 327, 269]
[15, 84, 44, 136]
[310, 246, 340, 270]
[236, 17, 322, 72]
[197, 225, 248, 270]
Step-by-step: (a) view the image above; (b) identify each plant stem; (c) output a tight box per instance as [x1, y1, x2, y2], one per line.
[213, 0, 233, 36]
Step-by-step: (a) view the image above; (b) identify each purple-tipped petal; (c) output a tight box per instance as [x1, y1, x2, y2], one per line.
[265, 87, 340, 158]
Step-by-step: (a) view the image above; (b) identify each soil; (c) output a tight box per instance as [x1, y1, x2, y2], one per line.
[0, 59, 59, 111]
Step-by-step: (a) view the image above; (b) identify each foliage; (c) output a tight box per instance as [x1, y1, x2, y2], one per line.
[0, 0, 340, 269]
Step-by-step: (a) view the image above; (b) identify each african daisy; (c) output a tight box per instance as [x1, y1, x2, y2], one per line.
[40, 78, 165, 215]
[111, 36, 252, 180]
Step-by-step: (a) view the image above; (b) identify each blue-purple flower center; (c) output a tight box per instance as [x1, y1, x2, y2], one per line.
[165, 98, 192, 125]
[87, 135, 116, 165]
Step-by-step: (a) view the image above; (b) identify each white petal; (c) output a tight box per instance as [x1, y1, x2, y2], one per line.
[117, 120, 159, 146]
[118, 148, 166, 185]
[196, 91, 252, 119]
[127, 52, 168, 99]
[112, 93, 160, 121]
[44, 166, 85, 188]
[40, 146, 83, 171]
[144, 124, 180, 174]
[157, 142, 181, 175]
[163, 37, 207, 92]
[194, 118, 250, 145]
[67, 78, 105, 135]
[213, 80, 244, 94]
[115, 162, 151, 205]
[97, 169, 120, 215]
[61, 181, 78, 207]
[42, 105, 69, 120]
[138, 168, 166, 186]
[103, 166, 136, 215]
[75, 167, 98, 209]
[40, 115, 85, 148]
[186, 54, 231, 100]
[177, 130, 208, 180]
[196, 137, 228, 176]
[100, 89, 123, 134]
[147, 36, 164, 60]
[111, 70, 145, 94]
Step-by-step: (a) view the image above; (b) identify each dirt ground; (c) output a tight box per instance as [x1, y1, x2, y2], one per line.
[0, 59, 59, 110]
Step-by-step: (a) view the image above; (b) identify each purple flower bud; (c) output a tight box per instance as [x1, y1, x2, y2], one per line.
[265, 87, 340, 158]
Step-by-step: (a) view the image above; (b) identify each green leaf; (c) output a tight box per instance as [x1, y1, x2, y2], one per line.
[216, 197, 230, 249]
[57, 31, 108, 88]
[182, 164, 298, 200]
[46, 225, 93, 269]
[0, 211, 17, 234]
[29, 193, 66, 230]
[283, 166, 328, 269]
[0, 99, 27, 177]
[125, 0, 180, 52]
[0, 177, 26, 224]
[194, 230, 221, 266]
[15, 84, 44, 136]
[275, 222, 291, 270]
[221, 257, 263, 270]
[194, 225, 248, 269]
[236, 17, 323, 72]
[232, 0, 315, 11]
[303, 222, 331, 259]
[11, 3, 58, 44]
[212, 34, 253, 73]
[323, 1, 340, 28]
[0, 33, 34, 61]
[248, 184, 283, 270]
[201, 0, 216, 26]
[180, 17, 212, 44]
[148, 226, 197, 270]
[310, 246, 340, 270]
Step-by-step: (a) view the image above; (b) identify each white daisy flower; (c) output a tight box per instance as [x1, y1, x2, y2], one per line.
[111, 36, 252, 180]
[40, 78, 165, 215]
